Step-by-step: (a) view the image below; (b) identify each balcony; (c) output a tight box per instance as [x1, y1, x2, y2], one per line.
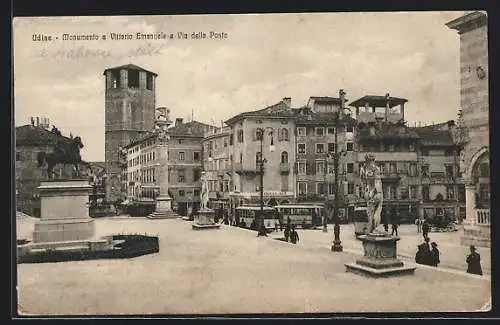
[421, 175, 457, 185]
[279, 163, 291, 174]
[476, 209, 490, 226]
[233, 162, 259, 176]
[357, 152, 418, 162]
[380, 171, 401, 181]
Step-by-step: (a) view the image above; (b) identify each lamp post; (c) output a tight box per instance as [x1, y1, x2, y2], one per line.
[257, 127, 275, 237]
[331, 89, 351, 252]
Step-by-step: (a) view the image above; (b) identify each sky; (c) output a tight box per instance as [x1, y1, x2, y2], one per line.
[13, 11, 467, 162]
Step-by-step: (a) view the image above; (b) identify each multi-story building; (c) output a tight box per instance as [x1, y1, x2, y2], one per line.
[104, 64, 157, 202]
[412, 121, 465, 224]
[202, 126, 232, 211]
[224, 98, 297, 214]
[447, 11, 490, 247]
[294, 96, 358, 221]
[167, 118, 211, 216]
[15, 119, 87, 217]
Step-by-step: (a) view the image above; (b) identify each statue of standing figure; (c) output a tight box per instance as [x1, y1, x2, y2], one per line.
[200, 171, 209, 211]
[359, 154, 384, 234]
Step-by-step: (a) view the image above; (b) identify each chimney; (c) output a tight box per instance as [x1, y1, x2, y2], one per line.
[282, 97, 291, 108]
[175, 118, 183, 126]
[36, 117, 40, 127]
[385, 93, 390, 121]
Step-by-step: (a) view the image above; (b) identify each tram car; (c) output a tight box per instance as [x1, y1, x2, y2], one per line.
[275, 204, 324, 229]
[235, 205, 278, 230]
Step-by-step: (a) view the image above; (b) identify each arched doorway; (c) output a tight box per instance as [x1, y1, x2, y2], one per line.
[471, 150, 490, 210]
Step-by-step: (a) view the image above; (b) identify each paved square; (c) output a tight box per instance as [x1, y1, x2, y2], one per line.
[17, 217, 491, 315]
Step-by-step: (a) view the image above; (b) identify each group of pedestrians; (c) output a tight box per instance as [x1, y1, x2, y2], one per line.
[382, 211, 400, 236]
[282, 218, 299, 244]
[415, 237, 440, 267]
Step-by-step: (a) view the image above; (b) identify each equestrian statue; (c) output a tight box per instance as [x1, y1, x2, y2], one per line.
[37, 136, 91, 179]
[359, 153, 384, 234]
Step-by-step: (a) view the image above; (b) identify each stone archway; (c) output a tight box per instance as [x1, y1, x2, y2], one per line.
[464, 146, 489, 181]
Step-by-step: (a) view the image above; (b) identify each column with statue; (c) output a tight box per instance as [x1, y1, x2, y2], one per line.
[148, 108, 176, 219]
[345, 154, 415, 277]
[192, 171, 220, 230]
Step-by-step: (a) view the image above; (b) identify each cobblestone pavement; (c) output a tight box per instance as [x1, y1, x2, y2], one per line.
[17, 217, 490, 315]
[267, 223, 491, 276]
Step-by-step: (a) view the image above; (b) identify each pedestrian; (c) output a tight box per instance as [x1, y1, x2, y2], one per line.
[415, 243, 426, 265]
[415, 218, 421, 233]
[466, 245, 483, 276]
[274, 219, 279, 232]
[391, 213, 399, 236]
[422, 219, 430, 240]
[284, 224, 291, 242]
[429, 242, 440, 267]
[290, 225, 299, 244]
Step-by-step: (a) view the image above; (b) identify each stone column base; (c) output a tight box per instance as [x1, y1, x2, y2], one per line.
[192, 209, 220, 230]
[345, 233, 415, 277]
[33, 218, 95, 243]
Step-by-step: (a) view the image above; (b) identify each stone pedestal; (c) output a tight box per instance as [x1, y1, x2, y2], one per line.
[461, 225, 491, 248]
[345, 233, 415, 277]
[148, 196, 178, 219]
[192, 208, 220, 230]
[33, 179, 95, 243]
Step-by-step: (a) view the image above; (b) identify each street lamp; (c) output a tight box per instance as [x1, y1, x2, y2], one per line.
[330, 89, 351, 252]
[256, 127, 275, 237]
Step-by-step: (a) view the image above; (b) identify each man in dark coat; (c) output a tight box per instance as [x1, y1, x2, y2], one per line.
[429, 242, 440, 267]
[422, 219, 430, 240]
[284, 224, 291, 242]
[290, 225, 299, 244]
[416, 237, 432, 266]
[466, 245, 483, 275]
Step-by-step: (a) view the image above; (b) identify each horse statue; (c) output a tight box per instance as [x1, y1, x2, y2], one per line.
[37, 136, 91, 179]
[359, 154, 384, 234]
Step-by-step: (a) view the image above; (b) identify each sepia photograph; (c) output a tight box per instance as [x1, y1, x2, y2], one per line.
[13, 11, 491, 316]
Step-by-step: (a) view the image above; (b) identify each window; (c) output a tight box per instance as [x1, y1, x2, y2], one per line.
[178, 170, 185, 183]
[193, 169, 201, 182]
[422, 186, 430, 201]
[239, 153, 243, 163]
[347, 163, 354, 174]
[315, 161, 325, 175]
[316, 143, 325, 154]
[479, 183, 489, 201]
[297, 143, 306, 154]
[224, 139, 228, 147]
[177, 139, 183, 144]
[281, 175, 288, 192]
[315, 127, 325, 136]
[229, 134, 234, 145]
[446, 186, 455, 200]
[327, 127, 335, 135]
[237, 130, 244, 143]
[421, 165, 430, 177]
[410, 185, 418, 199]
[297, 127, 306, 136]
[346, 125, 353, 132]
[445, 165, 454, 178]
[194, 189, 200, 197]
[328, 183, 335, 195]
[408, 144, 415, 152]
[280, 128, 289, 141]
[389, 162, 397, 174]
[358, 144, 364, 152]
[298, 182, 307, 195]
[444, 149, 454, 156]
[179, 152, 185, 161]
[317, 183, 326, 195]
[128, 70, 140, 88]
[146, 73, 153, 90]
[458, 185, 465, 202]
[347, 183, 354, 195]
[281, 151, 288, 164]
[179, 190, 185, 197]
[297, 161, 306, 174]
[400, 187, 409, 199]
[346, 142, 354, 151]
[328, 143, 336, 153]
[16, 151, 21, 161]
[409, 163, 418, 177]
[111, 70, 121, 88]
[254, 129, 263, 141]
[193, 151, 200, 161]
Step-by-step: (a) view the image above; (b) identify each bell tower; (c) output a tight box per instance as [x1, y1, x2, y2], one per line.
[103, 64, 157, 202]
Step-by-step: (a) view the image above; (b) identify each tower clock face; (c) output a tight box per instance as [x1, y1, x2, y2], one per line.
[476, 66, 486, 80]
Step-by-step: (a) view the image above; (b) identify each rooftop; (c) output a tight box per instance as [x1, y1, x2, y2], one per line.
[103, 64, 158, 77]
[446, 11, 488, 33]
[224, 100, 296, 125]
[308, 96, 344, 104]
[350, 95, 408, 108]
[16, 125, 73, 147]
[357, 121, 420, 140]
[168, 120, 213, 138]
[411, 123, 456, 146]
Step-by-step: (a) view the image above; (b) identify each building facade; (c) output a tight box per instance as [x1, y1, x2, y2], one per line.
[202, 126, 232, 211]
[447, 11, 490, 246]
[167, 119, 211, 216]
[104, 64, 157, 203]
[295, 97, 358, 221]
[225, 98, 297, 214]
